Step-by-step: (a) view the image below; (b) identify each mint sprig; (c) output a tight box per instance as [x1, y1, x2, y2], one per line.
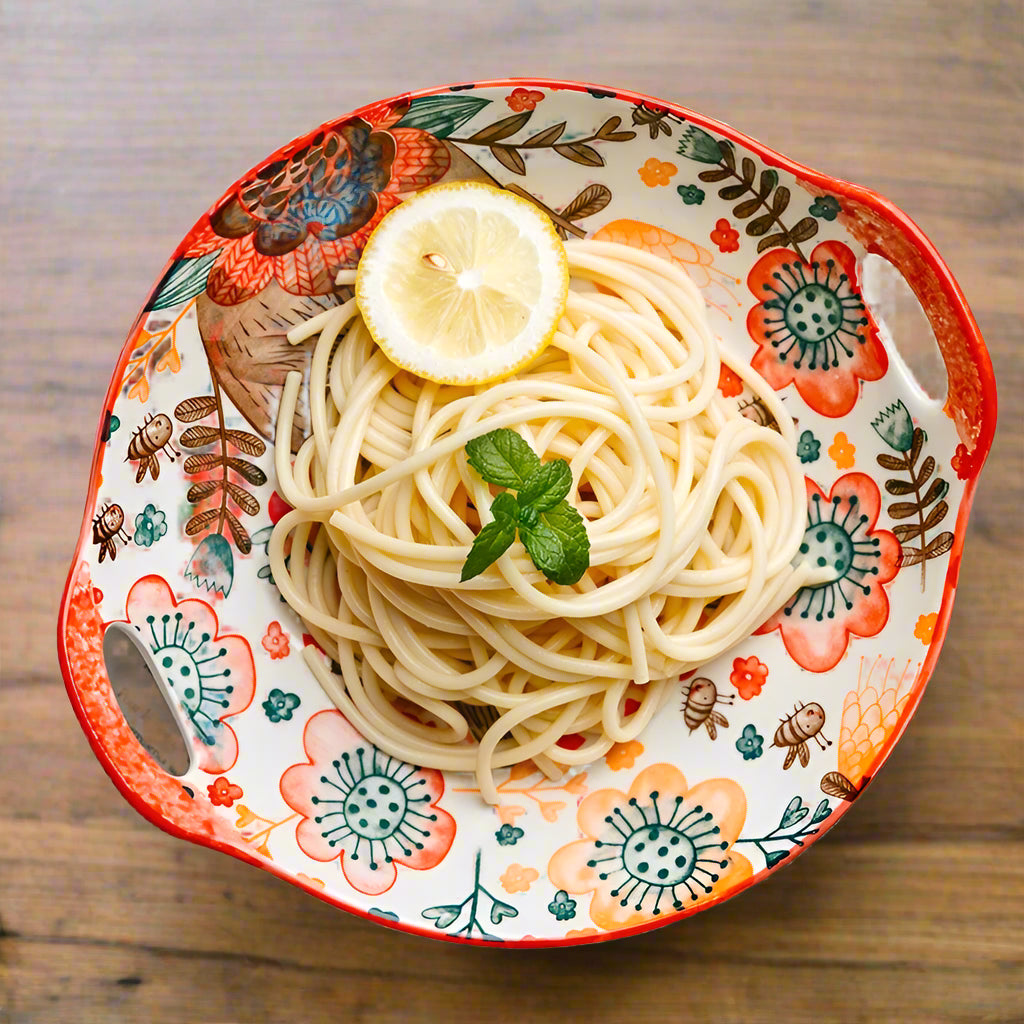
[460, 429, 590, 584]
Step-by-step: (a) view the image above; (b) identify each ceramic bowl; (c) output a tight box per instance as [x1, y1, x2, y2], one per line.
[59, 79, 996, 946]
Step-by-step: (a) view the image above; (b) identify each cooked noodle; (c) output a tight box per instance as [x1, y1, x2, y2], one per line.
[270, 239, 812, 802]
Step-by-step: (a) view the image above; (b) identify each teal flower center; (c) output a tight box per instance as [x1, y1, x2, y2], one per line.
[783, 284, 841, 344]
[622, 825, 696, 887]
[587, 792, 730, 914]
[140, 613, 234, 745]
[787, 493, 882, 621]
[311, 747, 438, 871]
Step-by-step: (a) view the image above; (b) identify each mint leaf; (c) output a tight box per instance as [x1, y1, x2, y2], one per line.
[517, 459, 573, 512]
[490, 491, 520, 522]
[465, 429, 540, 488]
[460, 503, 518, 581]
[522, 500, 590, 585]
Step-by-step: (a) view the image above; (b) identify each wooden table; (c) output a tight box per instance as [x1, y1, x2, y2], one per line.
[2, 2, 1021, 1021]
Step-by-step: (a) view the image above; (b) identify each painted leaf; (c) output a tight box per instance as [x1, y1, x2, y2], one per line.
[490, 144, 526, 175]
[422, 904, 462, 928]
[877, 453, 905, 471]
[757, 231, 789, 252]
[885, 478, 917, 495]
[392, 94, 491, 138]
[920, 478, 949, 508]
[909, 427, 925, 465]
[225, 429, 266, 456]
[523, 122, 566, 147]
[490, 899, 518, 924]
[185, 509, 219, 536]
[779, 796, 808, 830]
[179, 425, 220, 448]
[733, 196, 763, 219]
[923, 500, 949, 530]
[183, 452, 222, 474]
[226, 482, 260, 516]
[553, 142, 604, 168]
[146, 251, 221, 311]
[561, 184, 611, 222]
[916, 455, 936, 486]
[174, 395, 218, 422]
[764, 848, 789, 868]
[820, 771, 859, 801]
[718, 183, 749, 201]
[718, 140, 736, 169]
[465, 112, 531, 144]
[758, 169, 779, 196]
[698, 167, 732, 183]
[187, 479, 222, 502]
[226, 457, 267, 486]
[206, 237, 274, 305]
[746, 212, 775, 236]
[740, 157, 756, 184]
[595, 116, 635, 141]
[788, 217, 819, 243]
[224, 509, 251, 553]
[893, 522, 924, 543]
[887, 501, 921, 520]
[811, 799, 832, 824]
[771, 185, 791, 214]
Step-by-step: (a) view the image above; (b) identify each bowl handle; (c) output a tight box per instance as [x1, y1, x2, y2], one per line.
[834, 189, 997, 463]
[58, 560, 245, 850]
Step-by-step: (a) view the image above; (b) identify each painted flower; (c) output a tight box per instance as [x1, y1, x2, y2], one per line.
[835, 655, 917, 790]
[133, 504, 167, 547]
[118, 575, 255, 772]
[500, 864, 539, 894]
[871, 400, 915, 452]
[263, 688, 301, 722]
[797, 429, 821, 464]
[677, 184, 705, 205]
[676, 124, 723, 164]
[914, 613, 937, 645]
[181, 112, 450, 305]
[730, 656, 768, 700]
[565, 927, 600, 938]
[548, 890, 577, 921]
[809, 195, 842, 221]
[280, 709, 455, 895]
[548, 764, 752, 931]
[495, 824, 524, 846]
[638, 157, 678, 187]
[950, 441, 983, 481]
[735, 725, 764, 761]
[746, 241, 888, 417]
[506, 88, 544, 112]
[184, 533, 235, 598]
[262, 621, 291, 660]
[828, 431, 856, 469]
[717, 364, 744, 398]
[605, 740, 644, 771]
[208, 776, 243, 807]
[757, 474, 901, 672]
[710, 218, 740, 254]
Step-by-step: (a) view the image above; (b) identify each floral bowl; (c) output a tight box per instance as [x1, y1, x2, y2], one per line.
[58, 79, 996, 946]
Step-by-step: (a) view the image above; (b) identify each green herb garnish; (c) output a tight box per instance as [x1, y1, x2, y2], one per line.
[461, 428, 590, 585]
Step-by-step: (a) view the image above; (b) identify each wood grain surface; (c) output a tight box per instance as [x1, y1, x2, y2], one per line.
[2, 1, 1022, 1021]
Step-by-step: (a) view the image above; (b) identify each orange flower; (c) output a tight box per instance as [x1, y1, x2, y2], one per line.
[914, 613, 937, 645]
[261, 621, 290, 660]
[828, 431, 856, 469]
[605, 740, 644, 771]
[548, 764, 751, 932]
[500, 864, 539, 894]
[710, 218, 740, 253]
[950, 442, 983, 480]
[637, 157, 678, 187]
[208, 776, 243, 807]
[837, 656, 918, 788]
[296, 872, 325, 889]
[506, 88, 544, 112]
[730, 655, 768, 700]
[565, 927, 600, 938]
[717, 364, 743, 398]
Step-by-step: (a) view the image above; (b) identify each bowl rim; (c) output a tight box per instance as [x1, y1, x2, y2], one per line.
[58, 75, 998, 948]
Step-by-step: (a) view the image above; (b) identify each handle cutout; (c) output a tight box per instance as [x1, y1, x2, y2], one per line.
[102, 624, 193, 776]
[860, 252, 948, 404]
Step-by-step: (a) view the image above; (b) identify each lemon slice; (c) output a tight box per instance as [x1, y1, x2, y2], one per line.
[355, 181, 569, 385]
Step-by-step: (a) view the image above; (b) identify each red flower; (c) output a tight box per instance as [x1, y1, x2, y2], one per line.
[208, 777, 243, 807]
[730, 656, 768, 700]
[950, 442, 983, 481]
[262, 621, 291, 660]
[757, 473, 901, 672]
[746, 241, 888, 417]
[717, 364, 744, 398]
[506, 88, 545, 112]
[710, 218, 740, 253]
[281, 710, 455, 895]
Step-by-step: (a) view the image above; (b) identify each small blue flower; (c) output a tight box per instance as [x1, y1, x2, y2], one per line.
[547, 890, 577, 921]
[809, 195, 842, 221]
[735, 724, 764, 761]
[495, 824, 524, 846]
[677, 184, 705, 205]
[796, 430, 821, 464]
[184, 533, 235, 597]
[133, 503, 167, 547]
[263, 688, 301, 723]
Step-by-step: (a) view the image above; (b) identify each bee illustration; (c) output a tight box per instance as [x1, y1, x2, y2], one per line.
[92, 502, 130, 562]
[631, 101, 681, 139]
[126, 412, 181, 482]
[773, 702, 832, 769]
[680, 677, 735, 739]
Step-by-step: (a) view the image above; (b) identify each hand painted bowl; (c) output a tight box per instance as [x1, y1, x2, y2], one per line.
[59, 78, 996, 946]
